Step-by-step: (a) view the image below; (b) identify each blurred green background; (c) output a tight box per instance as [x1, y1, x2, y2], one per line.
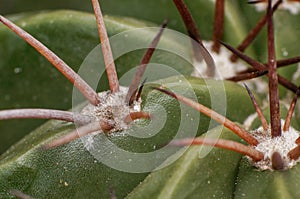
[0, 0, 257, 38]
[0, 0, 92, 14]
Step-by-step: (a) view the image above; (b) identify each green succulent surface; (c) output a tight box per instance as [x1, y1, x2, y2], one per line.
[0, 0, 300, 198]
[0, 74, 257, 198]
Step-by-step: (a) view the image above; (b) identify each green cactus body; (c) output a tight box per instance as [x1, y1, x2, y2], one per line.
[0, 0, 300, 198]
[0, 74, 257, 198]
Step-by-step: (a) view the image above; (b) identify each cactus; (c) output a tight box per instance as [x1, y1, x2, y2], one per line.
[0, 0, 300, 198]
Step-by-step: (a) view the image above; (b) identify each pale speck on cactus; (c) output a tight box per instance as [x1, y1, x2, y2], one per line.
[292, 62, 300, 82]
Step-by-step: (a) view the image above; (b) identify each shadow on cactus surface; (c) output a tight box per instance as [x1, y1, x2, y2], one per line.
[0, 0, 300, 198]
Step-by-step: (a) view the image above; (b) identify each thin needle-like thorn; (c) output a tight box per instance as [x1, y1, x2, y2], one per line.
[244, 84, 269, 130]
[173, 0, 216, 77]
[0, 109, 92, 125]
[226, 70, 267, 82]
[0, 15, 100, 106]
[288, 145, 300, 160]
[221, 41, 265, 71]
[212, 0, 225, 53]
[295, 136, 300, 145]
[136, 78, 147, 102]
[124, 112, 152, 123]
[248, 0, 265, 4]
[277, 75, 298, 93]
[42, 120, 114, 149]
[283, 87, 300, 131]
[237, 55, 300, 74]
[277, 56, 300, 67]
[153, 87, 259, 146]
[125, 20, 167, 105]
[92, 0, 119, 93]
[170, 137, 263, 161]
[236, 68, 257, 74]
[230, 0, 282, 62]
[173, 0, 202, 43]
[10, 189, 34, 199]
[221, 41, 299, 93]
[267, 0, 281, 137]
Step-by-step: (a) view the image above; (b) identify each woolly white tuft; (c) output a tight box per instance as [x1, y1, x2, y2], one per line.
[249, 120, 300, 170]
[81, 86, 141, 133]
[191, 41, 268, 93]
[253, 0, 300, 15]
[191, 41, 247, 80]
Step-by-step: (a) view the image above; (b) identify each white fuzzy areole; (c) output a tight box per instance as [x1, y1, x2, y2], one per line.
[80, 86, 141, 133]
[191, 41, 268, 93]
[253, 0, 300, 15]
[248, 120, 300, 170]
[191, 41, 247, 80]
